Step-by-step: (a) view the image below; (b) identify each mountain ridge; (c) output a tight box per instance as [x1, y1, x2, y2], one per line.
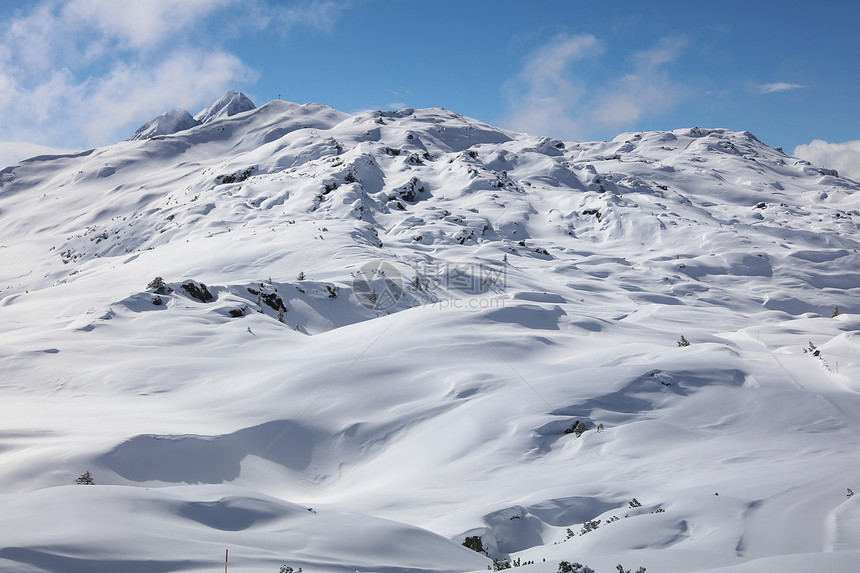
[1, 93, 859, 573]
[129, 90, 258, 141]
[2, 96, 856, 323]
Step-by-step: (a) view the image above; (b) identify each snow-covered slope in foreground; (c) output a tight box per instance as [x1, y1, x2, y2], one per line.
[1, 93, 860, 573]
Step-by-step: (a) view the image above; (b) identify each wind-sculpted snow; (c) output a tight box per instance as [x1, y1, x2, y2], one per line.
[1, 92, 859, 572]
[131, 108, 201, 141]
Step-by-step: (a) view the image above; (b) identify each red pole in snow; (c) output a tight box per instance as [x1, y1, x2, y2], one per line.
[225, 549, 229, 573]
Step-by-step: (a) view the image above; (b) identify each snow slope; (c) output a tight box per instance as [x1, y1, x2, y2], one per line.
[1, 92, 859, 573]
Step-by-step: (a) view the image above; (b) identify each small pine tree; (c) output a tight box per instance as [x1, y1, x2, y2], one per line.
[677, 335, 690, 347]
[832, 305, 840, 318]
[147, 276, 171, 294]
[462, 535, 486, 555]
[296, 271, 305, 281]
[75, 471, 95, 485]
[580, 519, 600, 535]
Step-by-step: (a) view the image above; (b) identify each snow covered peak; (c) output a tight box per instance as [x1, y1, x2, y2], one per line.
[194, 89, 256, 124]
[130, 108, 199, 141]
[130, 91, 257, 141]
[3, 100, 860, 573]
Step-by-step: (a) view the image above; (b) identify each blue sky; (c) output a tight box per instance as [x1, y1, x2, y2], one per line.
[1, 0, 858, 172]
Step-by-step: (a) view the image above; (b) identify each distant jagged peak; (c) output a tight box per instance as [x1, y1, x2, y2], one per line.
[194, 90, 256, 124]
[674, 127, 764, 145]
[131, 108, 200, 141]
[257, 98, 347, 119]
[607, 126, 763, 145]
[130, 91, 256, 141]
[593, 126, 787, 163]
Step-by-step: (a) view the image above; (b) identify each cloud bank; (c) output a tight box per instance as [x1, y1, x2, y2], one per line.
[0, 0, 349, 155]
[502, 34, 688, 141]
[794, 140, 860, 181]
[0, 0, 249, 150]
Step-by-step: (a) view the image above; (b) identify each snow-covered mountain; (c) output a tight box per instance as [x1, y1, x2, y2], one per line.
[131, 90, 257, 141]
[1, 92, 859, 573]
[131, 108, 202, 141]
[193, 89, 256, 124]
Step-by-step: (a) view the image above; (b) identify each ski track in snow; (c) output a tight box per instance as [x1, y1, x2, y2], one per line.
[1, 93, 859, 573]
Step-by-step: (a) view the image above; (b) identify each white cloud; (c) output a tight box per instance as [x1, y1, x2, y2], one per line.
[794, 140, 860, 181]
[2, 3, 62, 71]
[759, 82, 806, 94]
[0, 50, 252, 148]
[0, 1, 348, 150]
[591, 37, 687, 129]
[502, 34, 603, 139]
[272, 0, 353, 33]
[0, 1, 252, 148]
[62, 0, 236, 51]
[502, 35, 687, 140]
[0, 0, 236, 72]
[239, 0, 353, 37]
[520, 34, 603, 94]
[84, 50, 253, 143]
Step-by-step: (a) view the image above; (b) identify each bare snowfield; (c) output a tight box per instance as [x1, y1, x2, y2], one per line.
[1, 92, 859, 573]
